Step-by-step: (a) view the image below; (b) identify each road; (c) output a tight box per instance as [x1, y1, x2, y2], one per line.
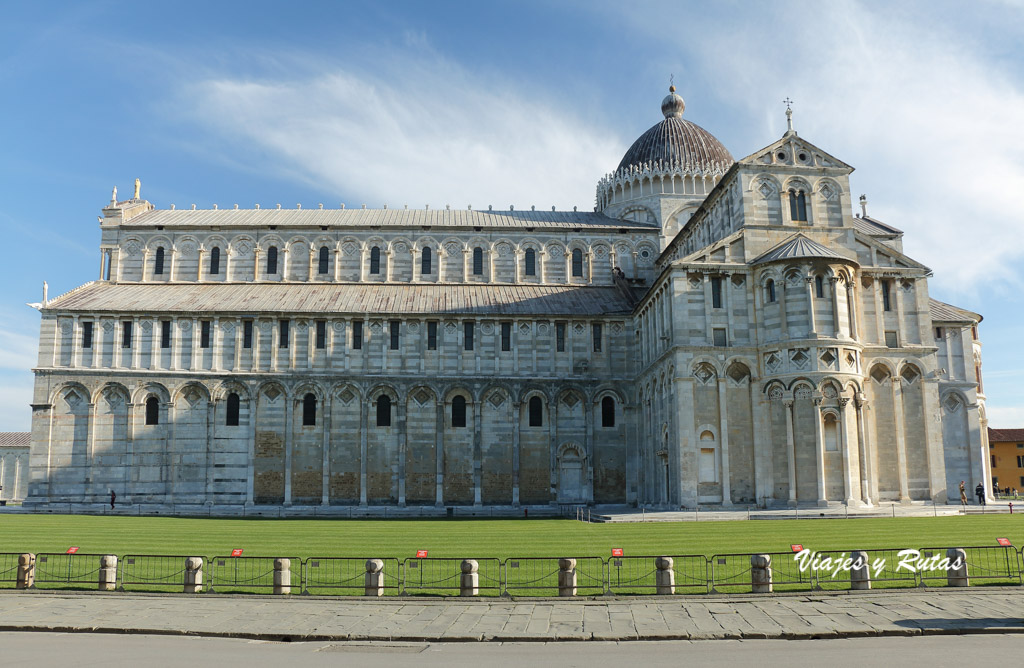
[3, 632, 1023, 668]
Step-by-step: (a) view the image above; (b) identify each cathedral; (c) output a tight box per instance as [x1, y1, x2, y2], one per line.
[24, 87, 990, 511]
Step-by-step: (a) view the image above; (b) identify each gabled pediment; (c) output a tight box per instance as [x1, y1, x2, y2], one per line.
[739, 133, 853, 172]
[751, 233, 854, 265]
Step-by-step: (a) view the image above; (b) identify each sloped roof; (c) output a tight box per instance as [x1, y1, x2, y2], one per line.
[0, 432, 30, 447]
[117, 207, 659, 230]
[989, 428, 1024, 443]
[751, 234, 853, 265]
[852, 215, 902, 236]
[44, 282, 636, 317]
[929, 298, 982, 324]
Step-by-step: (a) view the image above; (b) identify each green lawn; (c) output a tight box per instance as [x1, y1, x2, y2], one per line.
[2, 514, 1022, 559]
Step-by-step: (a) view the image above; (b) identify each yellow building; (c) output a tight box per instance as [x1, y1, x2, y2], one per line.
[989, 428, 1024, 497]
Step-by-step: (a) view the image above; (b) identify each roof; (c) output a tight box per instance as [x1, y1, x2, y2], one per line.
[117, 207, 659, 230]
[616, 116, 733, 175]
[0, 432, 30, 447]
[989, 428, 1024, 443]
[929, 298, 982, 324]
[852, 215, 902, 236]
[751, 234, 853, 265]
[44, 282, 636, 317]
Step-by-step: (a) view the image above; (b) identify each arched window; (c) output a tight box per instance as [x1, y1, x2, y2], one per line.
[209, 246, 220, 275]
[145, 396, 159, 425]
[766, 279, 776, 303]
[226, 392, 240, 426]
[525, 248, 536, 276]
[302, 393, 316, 426]
[815, 275, 824, 298]
[571, 248, 583, 277]
[421, 246, 432, 275]
[369, 246, 381, 274]
[154, 247, 165, 275]
[452, 396, 467, 428]
[789, 189, 808, 221]
[267, 246, 278, 275]
[473, 247, 483, 275]
[376, 394, 391, 427]
[601, 396, 615, 428]
[318, 246, 329, 275]
[528, 396, 543, 427]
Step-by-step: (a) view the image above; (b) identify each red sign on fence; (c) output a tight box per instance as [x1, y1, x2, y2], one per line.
[997, 538, 1012, 547]
[611, 548, 624, 557]
[66, 546, 79, 554]
[791, 544, 804, 553]
[416, 550, 428, 558]
[230, 548, 243, 557]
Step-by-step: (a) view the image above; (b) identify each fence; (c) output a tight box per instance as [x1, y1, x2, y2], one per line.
[10, 546, 1024, 595]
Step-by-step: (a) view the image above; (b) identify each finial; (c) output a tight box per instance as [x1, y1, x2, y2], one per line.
[43, 281, 48, 307]
[111, 185, 117, 203]
[859, 194, 868, 217]
[669, 73, 675, 93]
[783, 97, 795, 135]
[133, 178, 140, 200]
[661, 83, 685, 119]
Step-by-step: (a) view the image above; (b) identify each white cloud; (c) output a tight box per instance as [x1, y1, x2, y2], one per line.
[987, 404, 1024, 427]
[179, 52, 624, 212]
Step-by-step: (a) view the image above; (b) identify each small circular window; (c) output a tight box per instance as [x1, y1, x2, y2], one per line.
[641, 250, 650, 259]
[798, 152, 808, 162]
[776, 151, 787, 161]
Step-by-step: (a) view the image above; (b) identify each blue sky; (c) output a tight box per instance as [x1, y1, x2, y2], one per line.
[1, 0, 1022, 430]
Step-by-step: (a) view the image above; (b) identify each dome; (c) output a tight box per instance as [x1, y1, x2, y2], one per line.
[615, 87, 733, 173]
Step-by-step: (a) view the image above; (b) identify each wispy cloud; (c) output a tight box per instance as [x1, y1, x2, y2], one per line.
[176, 49, 624, 212]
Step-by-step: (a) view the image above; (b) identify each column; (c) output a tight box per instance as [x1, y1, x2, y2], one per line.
[839, 398, 856, 504]
[438, 247, 447, 283]
[98, 250, 105, 280]
[397, 397, 406, 507]
[717, 378, 732, 505]
[539, 250, 547, 284]
[722, 272, 733, 344]
[282, 247, 290, 281]
[246, 393, 257, 506]
[131, 317, 141, 369]
[233, 317, 242, 371]
[333, 248, 341, 282]
[306, 319, 314, 370]
[586, 251, 593, 283]
[846, 281, 859, 340]
[892, 376, 910, 501]
[943, 328, 954, 377]
[171, 317, 181, 371]
[829, 277, 841, 337]
[805, 275, 817, 337]
[514, 250, 522, 283]
[473, 399, 482, 506]
[564, 250, 571, 282]
[385, 250, 393, 282]
[462, 248, 470, 281]
[410, 248, 419, 282]
[855, 394, 872, 505]
[435, 401, 444, 507]
[702, 273, 713, 344]
[487, 248, 495, 282]
[360, 246, 368, 282]
[813, 399, 827, 505]
[780, 277, 790, 339]
[223, 247, 231, 280]
[190, 317, 199, 370]
[894, 278, 906, 345]
[252, 321, 261, 372]
[142, 249, 151, 282]
[584, 400, 594, 503]
[211, 317, 221, 371]
[307, 248, 315, 280]
[548, 398, 557, 504]
[71, 316, 80, 368]
[283, 396, 293, 506]
[253, 248, 262, 282]
[784, 399, 797, 505]
[270, 320, 279, 372]
[322, 393, 331, 506]
[197, 249, 205, 283]
[512, 401, 521, 506]
[631, 251, 638, 280]
[360, 399, 368, 506]
[151, 317, 160, 370]
[874, 277, 885, 343]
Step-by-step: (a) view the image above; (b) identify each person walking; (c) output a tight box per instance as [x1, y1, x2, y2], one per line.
[975, 482, 986, 506]
[110, 489, 116, 510]
[959, 480, 968, 505]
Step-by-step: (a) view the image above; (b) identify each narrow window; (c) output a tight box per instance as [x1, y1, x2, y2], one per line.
[145, 396, 160, 425]
[473, 247, 483, 275]
[601, 397, 615, 428]
[210, 247, 220, 275]
[1017, 455, 1024, 468]
[501, 321, 512, 352]
[315, 320, 326, 349]
[243, 320, 253, 349]
[267, 246, 278, 275]
[935, 327, 943, 339]
[279, 320, 289, 348]
[713, 328, 728, 347]
[797, 191, 808, 221]
[318, 246, 329, 275]
[369, 246, 381, 274]
[376, 394, 391, 427]
[528, 396, 543, 427]
[881, 280, 892, 311]
[82, 321, 93, 349]
[815, 275, 824, 299]
[592, 323, 603, 352]
[464, 321, 474, 350]
[711, 276, 723, 308]
[572, 248, 583, 277]
[884, 330, 898, 348]
[104, 251, 111, 281]
[154, 247, 165, 275]
[452, 396, 467, 428]
[352, 321, 363, 350]
[789, 189, 799, 220]
[200, 320, 211, 348]
[525, 248, 536, 276]
[556, 322, 566, 352]
[421, 246, 432, 275]
[226, 393, 240, 426]
[122, 321, 133, 348]
[427, 321, 437, 350]
[302, 393, 316, 426]
[390, 320, 400, 350]
[766, 279, 776, 303]
[161, 320, 171, 348]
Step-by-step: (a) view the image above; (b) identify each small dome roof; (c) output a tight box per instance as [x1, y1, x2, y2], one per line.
[616, 87, 733, 173]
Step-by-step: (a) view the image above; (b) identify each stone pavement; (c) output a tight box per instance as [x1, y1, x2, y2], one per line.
[1, 588, 1023, 642]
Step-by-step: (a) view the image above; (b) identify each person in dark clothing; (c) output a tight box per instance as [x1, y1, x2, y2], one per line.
[110, 489, 116, 510]
[975, 483, 985, 505]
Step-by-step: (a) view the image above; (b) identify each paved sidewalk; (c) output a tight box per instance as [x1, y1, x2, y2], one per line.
[1, 589, 1023, 642]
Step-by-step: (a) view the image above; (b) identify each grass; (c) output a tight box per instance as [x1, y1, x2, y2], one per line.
[2, 513, 1022, 559]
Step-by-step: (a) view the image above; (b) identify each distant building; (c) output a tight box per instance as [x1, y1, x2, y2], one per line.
[988, 428, 1024, 495]
[0, 432, 29, 502]
[24, 87, 988, 512]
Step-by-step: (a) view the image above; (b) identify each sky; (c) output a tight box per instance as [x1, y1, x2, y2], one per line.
[0, 0, 1022, 431]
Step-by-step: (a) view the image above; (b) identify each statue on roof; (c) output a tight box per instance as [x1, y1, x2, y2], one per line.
[134, 178, 141, 200]
[111, 186, 117, 203]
